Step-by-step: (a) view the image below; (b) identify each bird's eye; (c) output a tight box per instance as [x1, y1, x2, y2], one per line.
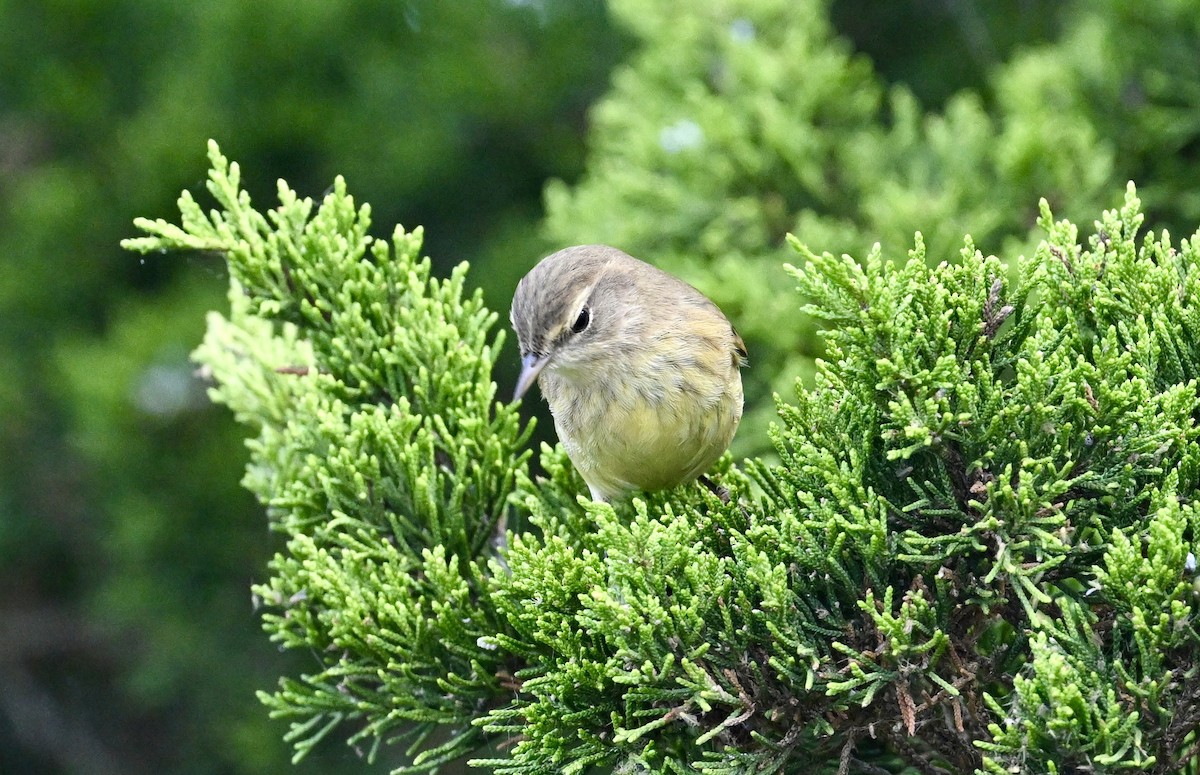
[571, 306, 591, 333]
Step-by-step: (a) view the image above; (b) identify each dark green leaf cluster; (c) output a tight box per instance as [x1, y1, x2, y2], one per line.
[126, 147, 1200, 774]
[772, 187, 1200, 772]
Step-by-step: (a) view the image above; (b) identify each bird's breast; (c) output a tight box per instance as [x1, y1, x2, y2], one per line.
[540, 336, 743, 498]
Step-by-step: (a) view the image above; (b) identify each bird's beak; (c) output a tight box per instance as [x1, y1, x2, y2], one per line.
[513, 353, 549, 402]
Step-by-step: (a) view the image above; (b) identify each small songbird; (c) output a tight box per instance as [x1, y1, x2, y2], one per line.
[510, 244, 747, 502]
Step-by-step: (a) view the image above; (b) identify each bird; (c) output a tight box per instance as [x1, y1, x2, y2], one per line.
[510, 244, 746, 502]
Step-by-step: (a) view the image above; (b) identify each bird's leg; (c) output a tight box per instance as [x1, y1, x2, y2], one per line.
[699, 475, 732, 504]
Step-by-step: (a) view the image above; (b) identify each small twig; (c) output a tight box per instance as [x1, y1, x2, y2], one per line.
[276, 365, 318, 375]
[896, 682, 916, 737]
[838, 730, 856, 775]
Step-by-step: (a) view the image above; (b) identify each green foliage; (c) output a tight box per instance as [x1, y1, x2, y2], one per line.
[777, 188, 1200, 773]
[126, 142, 533, 770]
[128, 136, 1200, 773]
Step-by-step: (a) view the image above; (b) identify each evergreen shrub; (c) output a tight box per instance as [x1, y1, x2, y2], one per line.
[124, 142, 1200, 774]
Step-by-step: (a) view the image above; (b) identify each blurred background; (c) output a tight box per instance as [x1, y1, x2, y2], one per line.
[2, 0, 1197, 772]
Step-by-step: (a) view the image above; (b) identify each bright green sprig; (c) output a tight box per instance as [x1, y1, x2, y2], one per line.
[124, 141, 531, 770]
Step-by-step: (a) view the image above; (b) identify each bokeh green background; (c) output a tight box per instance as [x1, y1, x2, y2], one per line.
[3, 0, 1197, 772]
